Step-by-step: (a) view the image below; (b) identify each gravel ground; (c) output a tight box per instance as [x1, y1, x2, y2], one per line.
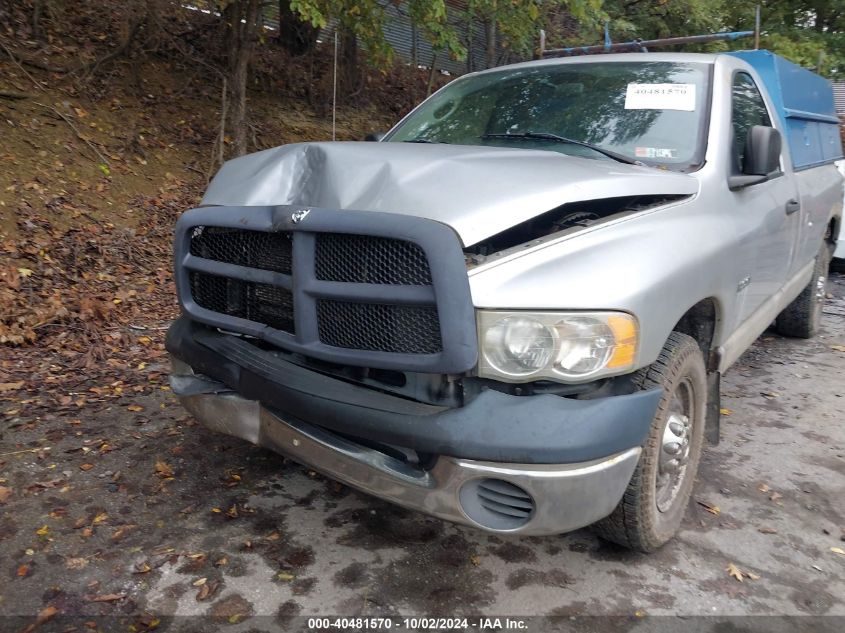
[1, 273, 844, 632]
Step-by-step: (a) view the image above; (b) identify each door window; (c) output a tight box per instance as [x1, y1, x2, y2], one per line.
[731, 73, 773, 173]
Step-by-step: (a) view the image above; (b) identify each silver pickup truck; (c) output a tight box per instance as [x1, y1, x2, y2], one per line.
[167, 51, 844, 551]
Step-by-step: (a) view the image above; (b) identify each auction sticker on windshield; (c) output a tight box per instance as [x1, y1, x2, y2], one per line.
[624, 83, 696, 111]
[635, 147, 678, 159]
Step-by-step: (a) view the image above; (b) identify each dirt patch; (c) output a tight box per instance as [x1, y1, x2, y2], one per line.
[489, 542, 537, 564]
[209, 593, 254, 622]
[506, 568, 576, 590]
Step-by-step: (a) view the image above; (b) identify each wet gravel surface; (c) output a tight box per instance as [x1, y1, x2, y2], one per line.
[1, 273, 844, 631]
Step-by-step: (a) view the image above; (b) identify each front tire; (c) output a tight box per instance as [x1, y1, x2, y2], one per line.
[593, 332, 706, 552]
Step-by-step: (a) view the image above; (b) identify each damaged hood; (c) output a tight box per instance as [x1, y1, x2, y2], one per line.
[202, 141, 699, 246]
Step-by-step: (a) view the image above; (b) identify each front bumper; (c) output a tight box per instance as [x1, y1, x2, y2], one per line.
[166, 317, 660, 464]
[167, 317, 661, 535]
[176, 382, 642, 535]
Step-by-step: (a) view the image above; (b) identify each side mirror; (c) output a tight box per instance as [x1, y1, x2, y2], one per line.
[744, 125, 781, 176]
[729, 125, 781, 190]
[364, 132, 385, 142]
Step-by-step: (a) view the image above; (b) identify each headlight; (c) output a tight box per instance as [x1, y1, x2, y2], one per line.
[477, 311, 638, 383]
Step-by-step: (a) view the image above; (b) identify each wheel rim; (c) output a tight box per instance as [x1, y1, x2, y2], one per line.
[815, 274, 826, 302]
[656, 377, 694, 513]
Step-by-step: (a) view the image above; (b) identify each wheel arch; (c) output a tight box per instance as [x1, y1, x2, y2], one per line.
[669, 297, 722, 372]
[827, 215, 840, 249]
[667, 298, 723, 446]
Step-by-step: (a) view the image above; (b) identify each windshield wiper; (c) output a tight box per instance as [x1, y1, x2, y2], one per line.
[403, 138, 448, 144]
[481, 132, 642, 166]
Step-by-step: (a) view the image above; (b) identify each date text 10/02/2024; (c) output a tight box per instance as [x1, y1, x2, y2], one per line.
[306, 618, 529, 630]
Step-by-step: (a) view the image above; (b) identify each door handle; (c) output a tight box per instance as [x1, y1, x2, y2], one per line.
[785, 199, 800, 215]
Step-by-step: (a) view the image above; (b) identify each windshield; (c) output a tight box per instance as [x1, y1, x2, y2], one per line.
[385, 61, 711, 170]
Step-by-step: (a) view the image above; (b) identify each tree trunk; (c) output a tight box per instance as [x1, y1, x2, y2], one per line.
[426, 51, 438, 97]
[32, 0, 43, 39]
[466, 10, 473, 73]
[278, 1, 319, 55]
[226, 0, 261, 158]
[485, 20, 496, 69]
[338, 27, 359, 101]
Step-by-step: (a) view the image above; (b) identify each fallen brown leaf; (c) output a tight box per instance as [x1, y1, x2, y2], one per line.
[111, 524, 135, 541]
[697, 500, 721, 515]
[79, 463, 94, 471]
[726, 562, 760, 582]
[30, 478, 64, 490]
[196, 585, 210, 601]
[65, 557, 88, 570]
[0, 381, 24, 392]
[758, 526, 778, 534]
[87, 593, 126, 602]
[154, 460, 173, 478]
[830, 345, 845, 353]
[21, 605, 59, 633]
[0, 486, 11, 503]
[726, 562, 744, 582]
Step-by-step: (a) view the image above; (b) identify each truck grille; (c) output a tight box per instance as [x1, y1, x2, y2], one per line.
[317, 300, 441, 354]
[186, 226, 441, 355]
[315, 233, 432, 285]
[189, 272, 296, 334]
[190, 226, 292, 274]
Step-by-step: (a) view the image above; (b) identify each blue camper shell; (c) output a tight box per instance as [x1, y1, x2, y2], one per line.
[728, 50, 844, 169]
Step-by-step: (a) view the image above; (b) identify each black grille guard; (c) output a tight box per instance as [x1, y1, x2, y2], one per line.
[174, 205, 478, 373]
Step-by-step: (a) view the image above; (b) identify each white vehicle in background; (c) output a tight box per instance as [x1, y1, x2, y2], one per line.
[837, 160, 845, 267]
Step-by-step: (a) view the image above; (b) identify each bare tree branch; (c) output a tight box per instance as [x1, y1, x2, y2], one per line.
[0, 90, 33, 100]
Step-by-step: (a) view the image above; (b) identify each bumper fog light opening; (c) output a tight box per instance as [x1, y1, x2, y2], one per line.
[458, 478, 535, 531]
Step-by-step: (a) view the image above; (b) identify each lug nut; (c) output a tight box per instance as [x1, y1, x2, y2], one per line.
[664, 441, 682, 455]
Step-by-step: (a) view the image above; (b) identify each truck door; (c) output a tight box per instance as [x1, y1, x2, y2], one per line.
[729, 71, 800, 323]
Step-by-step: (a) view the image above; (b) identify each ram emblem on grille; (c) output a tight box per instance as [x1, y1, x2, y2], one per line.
[291, 209, 311, 224]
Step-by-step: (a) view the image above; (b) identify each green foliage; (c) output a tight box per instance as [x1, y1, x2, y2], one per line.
[408, 0, 466, 60]
[594, 0, 727, 41]
[290, 0, 393, 64]
[719, 0, 845, 76]
[267, 1, 845, 77]
[572, 0, 844, 77]
[473, 0, 604, 59]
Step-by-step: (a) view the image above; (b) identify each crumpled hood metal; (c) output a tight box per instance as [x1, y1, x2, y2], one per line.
[202, 141, 699, 246]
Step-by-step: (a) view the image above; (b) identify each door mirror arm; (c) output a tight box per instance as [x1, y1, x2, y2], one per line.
[728, 174, 767, 190]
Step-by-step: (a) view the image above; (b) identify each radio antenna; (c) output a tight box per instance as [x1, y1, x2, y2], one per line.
[332, 29, 338, 141]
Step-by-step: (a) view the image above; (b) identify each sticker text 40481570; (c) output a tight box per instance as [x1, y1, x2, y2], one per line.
[624, 83, 696, 111]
